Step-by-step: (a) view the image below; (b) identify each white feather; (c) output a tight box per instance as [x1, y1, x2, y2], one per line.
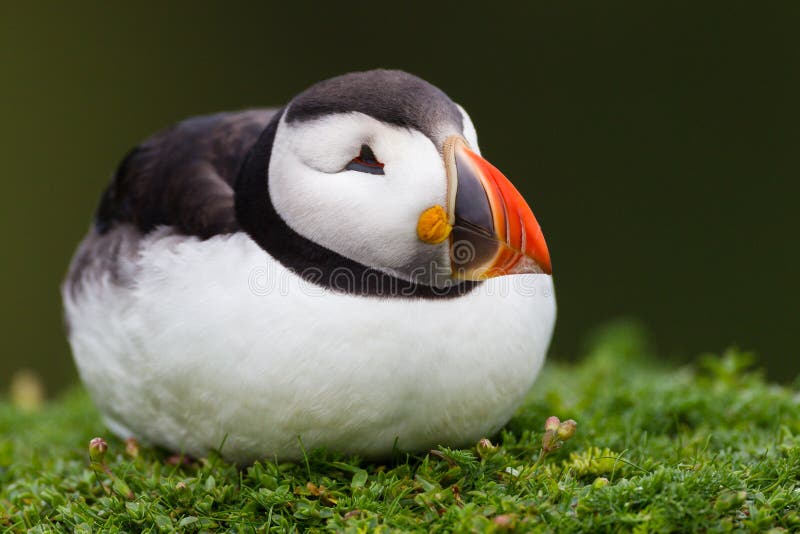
[269, 113, 451, 285]
[64, 229, 556, 463]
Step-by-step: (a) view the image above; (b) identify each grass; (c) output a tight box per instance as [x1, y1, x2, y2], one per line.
[2, 323, 800, 532]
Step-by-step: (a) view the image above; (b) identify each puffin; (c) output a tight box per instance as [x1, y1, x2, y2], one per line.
[62, 70, 556, 463]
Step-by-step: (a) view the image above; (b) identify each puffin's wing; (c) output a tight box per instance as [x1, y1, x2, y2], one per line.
[95, 109, 278, 239]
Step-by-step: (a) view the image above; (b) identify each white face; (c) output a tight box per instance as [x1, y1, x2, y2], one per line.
[268, 109, 480, 286]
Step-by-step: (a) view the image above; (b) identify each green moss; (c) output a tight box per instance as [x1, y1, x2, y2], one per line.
[2, 324, 799, 532]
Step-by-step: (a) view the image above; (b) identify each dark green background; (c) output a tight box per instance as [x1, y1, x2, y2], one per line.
[1, 3, 798, 393]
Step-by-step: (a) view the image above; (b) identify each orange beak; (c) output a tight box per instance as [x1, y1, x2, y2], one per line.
[444, 136, 552, 279]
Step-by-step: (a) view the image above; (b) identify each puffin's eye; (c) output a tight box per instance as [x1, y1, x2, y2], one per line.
[345, 145, 385, 175]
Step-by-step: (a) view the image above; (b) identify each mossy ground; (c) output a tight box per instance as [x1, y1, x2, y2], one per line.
[2, 324, 800, 532]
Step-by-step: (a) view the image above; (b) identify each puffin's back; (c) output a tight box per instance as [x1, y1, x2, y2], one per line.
[95, 109, 277, 239]
[64, 109, 277, 303]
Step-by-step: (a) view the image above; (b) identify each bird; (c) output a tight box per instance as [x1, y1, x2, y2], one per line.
[62, 69, 556, 464]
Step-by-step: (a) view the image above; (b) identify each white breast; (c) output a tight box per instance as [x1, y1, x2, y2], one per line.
[64, 228, 556, 463]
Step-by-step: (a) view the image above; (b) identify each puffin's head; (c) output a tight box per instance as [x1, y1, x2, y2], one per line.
[237, 70, 551, 291]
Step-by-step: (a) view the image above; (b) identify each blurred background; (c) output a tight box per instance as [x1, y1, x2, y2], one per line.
[1, 2, 798, 394]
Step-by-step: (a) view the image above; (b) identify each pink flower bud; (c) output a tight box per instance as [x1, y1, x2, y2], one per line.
[544, 416, 561, 432]
[476, 438, 498, 459]
[125, 438, 140, 458]
[494, 514, 513, 527]
[89, 437, 108, 463]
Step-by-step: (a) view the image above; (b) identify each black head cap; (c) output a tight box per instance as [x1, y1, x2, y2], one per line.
[285, 69, 464, 146]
